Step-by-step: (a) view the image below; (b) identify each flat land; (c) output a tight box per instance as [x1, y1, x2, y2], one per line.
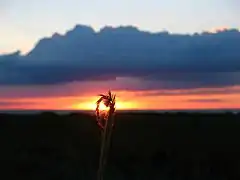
[0, 112, 239, 180]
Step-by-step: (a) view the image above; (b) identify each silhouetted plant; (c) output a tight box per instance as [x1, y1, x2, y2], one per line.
[96, 90, 116, 180]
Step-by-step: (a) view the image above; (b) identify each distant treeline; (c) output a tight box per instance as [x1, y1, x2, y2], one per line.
[0, 112, 240, 180]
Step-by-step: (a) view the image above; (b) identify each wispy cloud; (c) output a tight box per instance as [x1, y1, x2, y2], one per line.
[0, 101, 36, 106]
[187, 98, 224, 103]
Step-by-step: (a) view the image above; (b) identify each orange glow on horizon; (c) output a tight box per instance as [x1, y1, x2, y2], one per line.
[0, 86, 239, 111]
[72, 96, 137, 111]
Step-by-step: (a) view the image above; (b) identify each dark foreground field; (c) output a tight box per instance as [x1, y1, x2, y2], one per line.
[0, 112, 240, 180]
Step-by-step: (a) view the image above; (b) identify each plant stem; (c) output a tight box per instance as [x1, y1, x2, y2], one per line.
[97, 108, 115, 180]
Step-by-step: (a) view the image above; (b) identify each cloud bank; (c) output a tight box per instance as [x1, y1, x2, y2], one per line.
[0, 25, 240, 89]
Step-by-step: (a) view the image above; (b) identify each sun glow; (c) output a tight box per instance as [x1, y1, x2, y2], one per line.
[73, 97, 136, 111]
[98, 102, 110, 111]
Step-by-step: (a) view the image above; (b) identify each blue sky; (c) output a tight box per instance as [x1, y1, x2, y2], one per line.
[0, 0, 240, 54]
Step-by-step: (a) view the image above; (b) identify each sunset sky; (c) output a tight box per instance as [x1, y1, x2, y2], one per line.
[0, 0, 240, 110]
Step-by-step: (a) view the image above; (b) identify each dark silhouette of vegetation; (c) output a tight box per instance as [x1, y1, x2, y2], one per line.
[96, 91, 116, 180]
[0, 112, 240, 179]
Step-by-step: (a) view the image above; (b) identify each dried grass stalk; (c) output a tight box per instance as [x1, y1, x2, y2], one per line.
[96, 91, 116, 180]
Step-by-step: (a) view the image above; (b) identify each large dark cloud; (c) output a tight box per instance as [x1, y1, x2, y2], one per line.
[0, 25, 240, 89]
